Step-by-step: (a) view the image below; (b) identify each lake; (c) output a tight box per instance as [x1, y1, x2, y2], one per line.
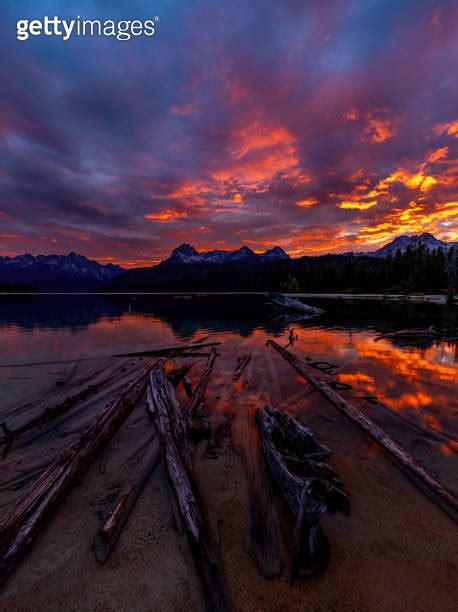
[1, 291, 456, 484]
[0, 293, 457, 610]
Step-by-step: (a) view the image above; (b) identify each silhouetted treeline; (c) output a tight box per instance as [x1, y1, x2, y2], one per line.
[107, 246, 457, 294]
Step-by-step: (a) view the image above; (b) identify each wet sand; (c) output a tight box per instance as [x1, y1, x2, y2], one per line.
[0, 332, 457, 611]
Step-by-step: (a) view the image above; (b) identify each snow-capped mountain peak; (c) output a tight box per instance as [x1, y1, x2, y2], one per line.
[372, 233, 451, 257]
[262, 246, 289, 260]
[168, 244, 200, 263]
[0, 252, 124, 289]
[164, 244, 290, 265]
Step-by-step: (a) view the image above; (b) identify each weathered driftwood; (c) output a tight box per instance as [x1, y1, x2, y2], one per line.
[92, 363, 188, 561]
[268, 340, 458, 520]
[93, 438, 161, 563]
[235, 406, 282, 579]
[233, 354, 251, 382]
[147, 366, 232, 611]
[0, 339, 214, 369]
[256, 407, 349, 579]
[0, 377, 109, 446]
[187, 348, 218, 441]
[114, 341, 220, 358]
[0, 367, 151, 588]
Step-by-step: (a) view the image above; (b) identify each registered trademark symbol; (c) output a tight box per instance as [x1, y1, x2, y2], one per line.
[154, 16, 160, 23]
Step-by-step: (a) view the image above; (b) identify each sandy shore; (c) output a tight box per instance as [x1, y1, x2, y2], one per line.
[0, 334, 457, 611]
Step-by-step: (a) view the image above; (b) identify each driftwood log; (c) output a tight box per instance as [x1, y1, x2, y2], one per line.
[256, 407, 349, 579]
[0, 366, 152, 588]
[0, 341, 218, 370]
[114, 341, 220, 358]
[93, 438, 161, 563]
[0, 377, 110, 447]
[234, 406, 282, 579]
[233, 354, 251, 382]
[92, 363, 191, 562]
[268, 340, 458, 520]
[147, 366, 232, 611]
[187, 348, 218, 441]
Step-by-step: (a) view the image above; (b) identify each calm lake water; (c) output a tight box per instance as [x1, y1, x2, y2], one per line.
[1, 293, 457, 445]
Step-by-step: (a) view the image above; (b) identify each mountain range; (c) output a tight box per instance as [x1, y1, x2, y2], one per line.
[0, 252, 124, 290]
[165, 244, 289, 265]
[0, 233, 456, 291]
[165, 234, 457, 264]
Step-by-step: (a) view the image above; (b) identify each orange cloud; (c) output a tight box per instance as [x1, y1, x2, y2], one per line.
[364, 116, 397, 143]
[149, 180, 209, 209]
[339, 199, 377, 210]
[345, 108, 400, 143]
[212, 119, 302, 186]
[357, 199, 458, 246]
[434, 120, 458, 138]
[377, 168, 436, 192]
[145, 208, 188, 222]
[296, 198, 318, 208]
[337, 149, 441, 214]
[426, 147, 448, 163]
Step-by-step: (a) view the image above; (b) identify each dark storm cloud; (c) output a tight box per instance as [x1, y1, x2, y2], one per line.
[0, 0, 457, 265]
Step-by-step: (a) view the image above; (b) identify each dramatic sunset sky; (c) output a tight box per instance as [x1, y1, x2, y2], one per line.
[1, 1, 458, 267]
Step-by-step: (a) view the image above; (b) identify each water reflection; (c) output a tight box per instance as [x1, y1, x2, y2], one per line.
[1, 294, 456, 342]
[1, 295, 456, 417]
[0, 295, 456, 494]
[0, 294, 283, 337]
[0, 295, 123, 331]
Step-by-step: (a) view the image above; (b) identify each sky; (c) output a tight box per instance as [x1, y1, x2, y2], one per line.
[0, 0, 458, 267]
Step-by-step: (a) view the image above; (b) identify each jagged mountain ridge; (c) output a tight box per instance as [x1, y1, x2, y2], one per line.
[371, 233, 456, 257]
[165, 244, 289, 264]
[2, 233, 456, 291]
[0, 252, 124, 290]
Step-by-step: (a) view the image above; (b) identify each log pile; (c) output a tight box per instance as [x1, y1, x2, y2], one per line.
[1, 331, 455, 602]
[0, 366, 151, 587]
[256, 407, 349, 579]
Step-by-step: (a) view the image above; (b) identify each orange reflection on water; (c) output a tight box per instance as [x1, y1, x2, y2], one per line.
[353, 337, 457, 384]
[293, 326, 457, 453]
[338, 372, 377, 395]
